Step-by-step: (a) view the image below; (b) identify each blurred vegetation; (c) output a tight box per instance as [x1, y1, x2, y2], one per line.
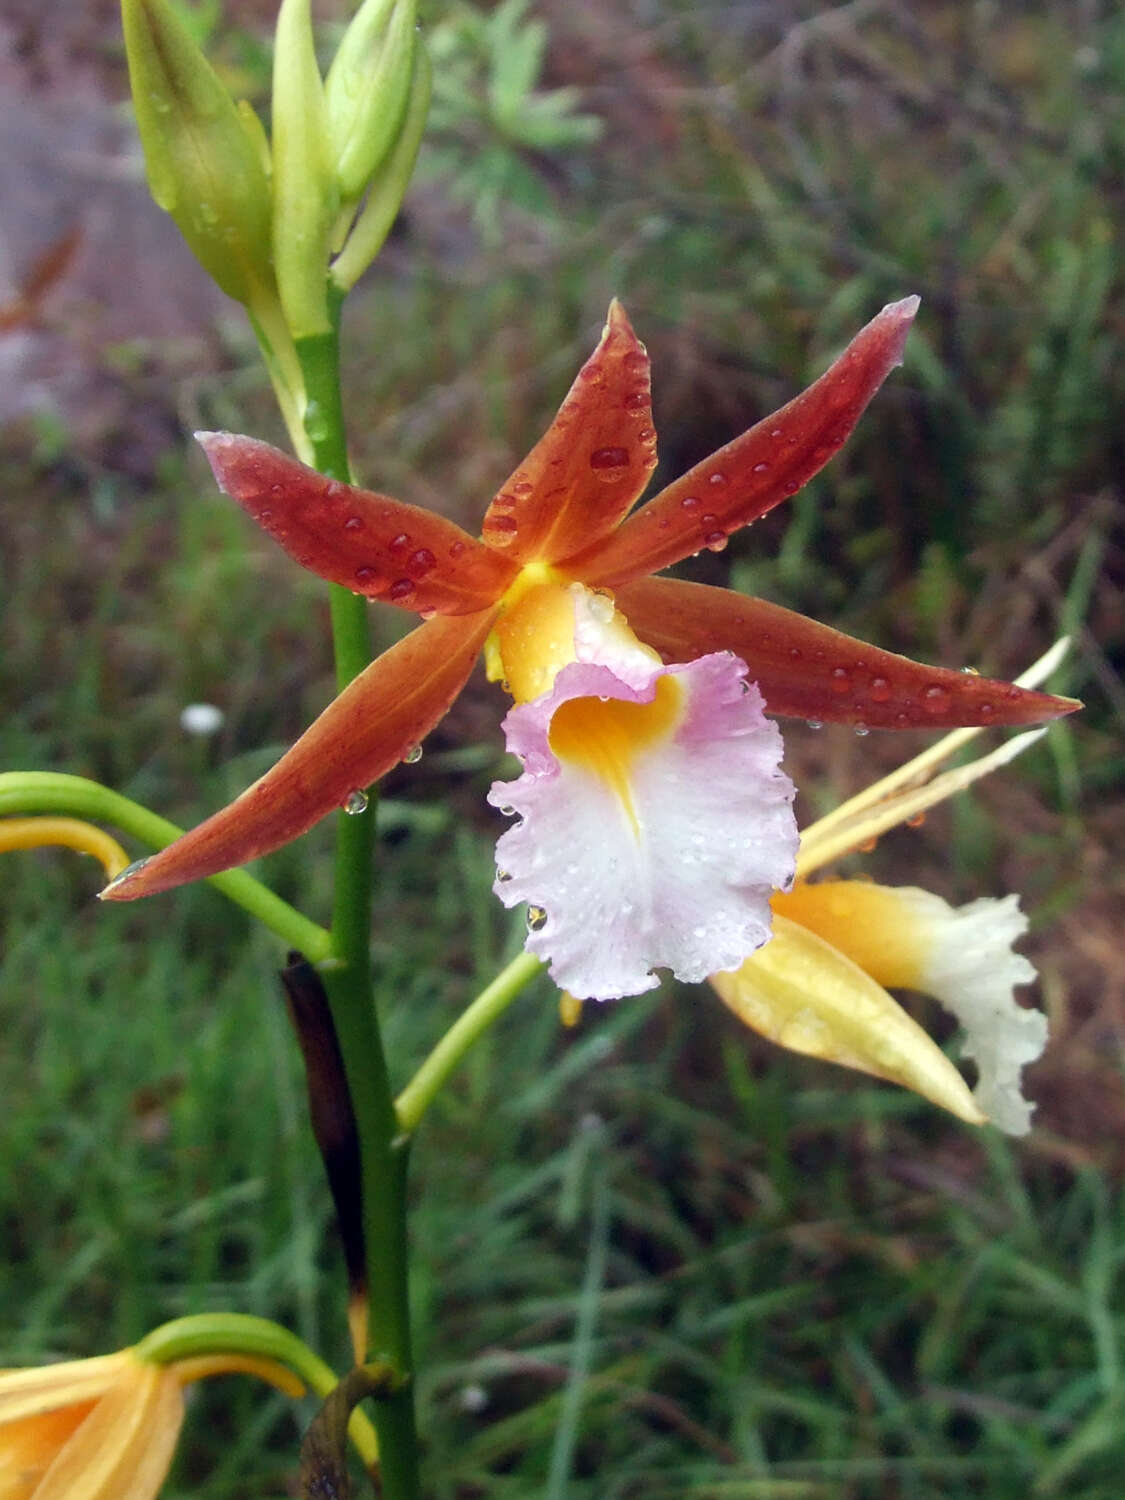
[1, 0, 1122, 1496]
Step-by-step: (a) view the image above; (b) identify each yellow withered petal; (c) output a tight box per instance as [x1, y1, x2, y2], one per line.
[711, 914, 985, 1125]
[0, 819, 130, 882]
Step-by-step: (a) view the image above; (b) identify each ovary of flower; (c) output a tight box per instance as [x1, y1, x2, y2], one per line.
[98, 299, 1077, 999]
[0, 1346, 302, 1500]
[712, 643, 1070, 1134]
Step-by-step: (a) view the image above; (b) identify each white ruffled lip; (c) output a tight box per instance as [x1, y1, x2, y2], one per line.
[488, 649, 798, 1000]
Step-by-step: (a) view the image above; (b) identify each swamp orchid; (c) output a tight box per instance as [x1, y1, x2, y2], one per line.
[101, 299, 1076, 1000]
[713, 642, 1071, 1135]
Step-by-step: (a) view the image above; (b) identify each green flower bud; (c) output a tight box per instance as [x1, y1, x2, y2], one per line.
[331, 40, 431, 294]
[324, 0, 417, 210]
[121, 0, 273, 306]
[272, 0, 339, 339]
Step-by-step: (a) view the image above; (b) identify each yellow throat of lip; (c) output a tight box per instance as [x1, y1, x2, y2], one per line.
[487, 573, 684, 836]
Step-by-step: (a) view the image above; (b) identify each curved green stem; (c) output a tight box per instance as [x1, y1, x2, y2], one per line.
[294, 315, 419, 1499]
[136, 1313, 377, 1468]
[396, 952, 544, 1136]
[0, 773, 330, 961]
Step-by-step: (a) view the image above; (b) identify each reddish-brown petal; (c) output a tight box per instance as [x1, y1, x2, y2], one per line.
[479, 301, 658, 564]
[615, 577, 1081, 729]
[100, 608, 498, 900]
[198, 433, 517, 615]
[564, 297, 919, 588]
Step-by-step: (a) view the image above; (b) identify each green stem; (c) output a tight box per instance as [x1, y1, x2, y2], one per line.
[295, 316, 419, 1499]
[396, 952, 543, 1136]
[0, 772, 330, 960]
[135, 1312, 377, 1468]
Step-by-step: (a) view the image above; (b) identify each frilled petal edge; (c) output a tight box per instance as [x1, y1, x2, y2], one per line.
[488, 646, 797, 1000]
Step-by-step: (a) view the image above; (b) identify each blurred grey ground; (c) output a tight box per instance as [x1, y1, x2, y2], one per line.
[0, 0, 226, 465]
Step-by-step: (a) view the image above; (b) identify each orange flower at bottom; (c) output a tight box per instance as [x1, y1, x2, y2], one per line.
[0, 1347, 301, 1500]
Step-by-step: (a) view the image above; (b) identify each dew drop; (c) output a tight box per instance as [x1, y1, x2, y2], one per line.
[960, 665, 980, 675]
[895, 712, 911, 727]
[324, 481, 344, 499]
[906, 811, 926, 829]
[752, 461, 770, 474]
[680, 495, 701, 511]
[403, 743, 423, 764]
[623, 391, 648, 413]
[499, 804, 515, 817]
[979, 702, 995, 719]
[354, 565, 383, 588]
[789, 647, 803, 661]
[258, 508, 274, 523]
[527, 905, 548, 932]
[589, 446, 631, 480]
[449, 539, 466, 559]
[512, 479, 534, 496]
[389, 533, 410, 555]
[704, 532, 727, 551]
[344, 515, 363, 532]
[389, 579, 416, 604]
[408, 547, 436, 577]
[854, 723, 869, 737]
[343, 789, 369, 815]
[830, 667, 852, 695]
[870, 676, 891, 703]
[769, 427, 783, 439]
[623, 351, 648, 376]
[708, 471, 728, 487]
[805, 719, 823, 730]
[921, 684, 951, 715]
[270, 483, 284, 498]
[485, 514, 519, 544]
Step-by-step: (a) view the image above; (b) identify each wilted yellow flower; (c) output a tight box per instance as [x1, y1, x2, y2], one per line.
[0, 1345, 301, 1500]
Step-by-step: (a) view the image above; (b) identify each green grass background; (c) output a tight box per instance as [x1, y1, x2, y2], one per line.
[1, 2, 1123, 1495]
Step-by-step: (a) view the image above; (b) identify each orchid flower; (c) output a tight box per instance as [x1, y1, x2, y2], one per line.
[0, 1343, 302, 1500]
[101, 299, 1076, 1000]
[712, 641, 1071, 1135]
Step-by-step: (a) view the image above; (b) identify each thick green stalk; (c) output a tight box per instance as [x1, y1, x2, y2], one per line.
[295, 317, 419, 1499]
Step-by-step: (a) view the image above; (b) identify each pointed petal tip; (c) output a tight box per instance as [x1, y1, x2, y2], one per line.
[885, 293, 921, 320]
[603, 297, 636, 341]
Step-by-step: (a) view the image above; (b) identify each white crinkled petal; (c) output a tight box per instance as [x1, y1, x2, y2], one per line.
[488, 652, 797, 1001]
[907, 890, 1044, 1136]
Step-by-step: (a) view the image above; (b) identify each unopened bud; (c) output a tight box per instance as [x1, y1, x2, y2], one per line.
[325, 0, 417, 209]
[271, 0, 339, 338]
[121, 0, 273, 306]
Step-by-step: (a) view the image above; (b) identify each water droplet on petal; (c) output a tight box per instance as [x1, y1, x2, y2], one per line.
[527, 905, 548, 932]
[906, 811, 926, 828]
[870, 676, 891, 703]
[830, 668, 852, 695]
[789, 647, 803, 661]
[681, 495, 701, 511]
[623, 351, 648, 375]
[389, 533, 410, 555]
[344, 789, 369, 815]
[389, 579, 416, 604]
[485, 514, 519, 544]
[499, 804, 515, 817]
[512, 479, 533, 496]
[752, 462, 770, 474]
[354, 566, 383, 588]
[805, 719, 823, 730]
[708, 471, 728, 487]
[979, 702, 995, 719]
[623, 391, 648, 413]
[589, 446, 630, 480]
[922, 685, 951, 714]
[270, 483, 284, 498]
[344, 516, 363, 531]
[704, 532, 727, 551]
[854, 723, 869, 737]
[449, 539, 466, 558]
[409, 548, 436, 577]
[403, 743, 423, 764]
[961, 665, 980, 675]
